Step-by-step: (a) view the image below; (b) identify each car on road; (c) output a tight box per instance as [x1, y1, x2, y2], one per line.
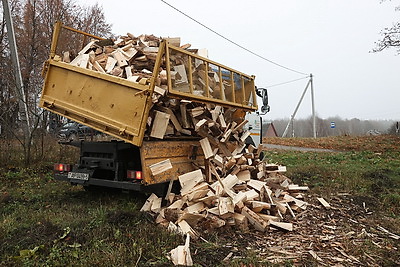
[58, 122, 99, 141]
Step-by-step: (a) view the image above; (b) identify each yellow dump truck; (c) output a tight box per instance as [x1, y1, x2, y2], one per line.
[40, 22, 269, 194]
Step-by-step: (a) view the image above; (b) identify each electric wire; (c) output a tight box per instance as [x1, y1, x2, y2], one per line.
[161, 0, 308, 76]
[265, 76, 310, 88]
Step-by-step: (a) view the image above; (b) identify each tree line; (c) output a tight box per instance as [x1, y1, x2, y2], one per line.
[268, 116, 397, 137]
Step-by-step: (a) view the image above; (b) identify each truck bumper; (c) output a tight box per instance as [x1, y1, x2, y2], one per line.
[55, 173, 145, 191]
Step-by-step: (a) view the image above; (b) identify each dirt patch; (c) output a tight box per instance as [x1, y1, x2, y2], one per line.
[186, 194, 400, 266]
[349, 194, 379, 213]
[363, 169, 397, 193]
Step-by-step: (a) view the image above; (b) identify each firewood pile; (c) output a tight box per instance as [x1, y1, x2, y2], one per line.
[146, 88, 242, 140]
[134, 69, 312, 235]
[142, 160, 309, 237]
[141, 100, 311, 236]
[60, 34, 240, 102]
[60, 33, 192, 87]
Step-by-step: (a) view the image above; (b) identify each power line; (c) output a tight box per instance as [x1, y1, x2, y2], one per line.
[265, 76, 310, 88]
[161, 0, 308, 76]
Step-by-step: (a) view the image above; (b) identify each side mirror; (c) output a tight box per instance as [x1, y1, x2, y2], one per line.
[256, 87, 270, 114]
[261, 105, 270, 114]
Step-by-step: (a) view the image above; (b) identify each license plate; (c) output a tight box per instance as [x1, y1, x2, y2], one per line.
[68, 172, 89, 180]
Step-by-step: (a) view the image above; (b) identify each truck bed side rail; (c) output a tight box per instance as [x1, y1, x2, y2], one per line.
[165, 44, 257, 111]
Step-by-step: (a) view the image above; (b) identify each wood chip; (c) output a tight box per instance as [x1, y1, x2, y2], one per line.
[148, 159, 173, 176]
[317, 197, 331, 208]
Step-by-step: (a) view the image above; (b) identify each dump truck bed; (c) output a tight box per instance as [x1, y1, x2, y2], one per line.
[40, 22, 258, 147]
[41, 60, 153, 146]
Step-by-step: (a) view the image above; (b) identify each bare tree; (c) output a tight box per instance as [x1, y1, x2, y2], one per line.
[0, 0, 112, 165]
[373, 1, 400, 54]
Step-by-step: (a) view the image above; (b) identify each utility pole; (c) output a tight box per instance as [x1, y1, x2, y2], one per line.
[282, 74, 317, 138]
[2, 0, 31, 133]
[310, 74, 316, 138]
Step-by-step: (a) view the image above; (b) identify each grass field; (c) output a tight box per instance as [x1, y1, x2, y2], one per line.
[264, 135, 400, 215]
[1, 135, 399, 266]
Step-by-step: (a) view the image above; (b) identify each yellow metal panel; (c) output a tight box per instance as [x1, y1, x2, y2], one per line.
[50, 21, 62, 59]
[205, 62, 210, 97]
[61, 24, 104, 41]
[40, 60, 151, 146]
[167, 44, 254, 79]
[166, 43, 257, 111]
[231, 71, 236, 103]
[218, 67, 226, 101]
[140, 140, 204, 185]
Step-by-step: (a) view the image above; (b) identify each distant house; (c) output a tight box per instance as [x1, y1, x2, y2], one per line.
[263, 122, 278, 137]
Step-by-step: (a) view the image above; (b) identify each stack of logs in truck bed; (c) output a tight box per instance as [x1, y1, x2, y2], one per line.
[61, 33, 198, 90]
[61, 34, 251, 141]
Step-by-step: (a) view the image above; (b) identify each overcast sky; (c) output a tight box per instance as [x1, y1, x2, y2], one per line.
[79, 0, 399, 121]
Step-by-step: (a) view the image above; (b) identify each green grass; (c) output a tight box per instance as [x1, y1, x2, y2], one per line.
[263, 150, 400, 216]
[1, 135, 400, 266]
[0, 168, 182, 266]
[0, 168, 269, 266]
